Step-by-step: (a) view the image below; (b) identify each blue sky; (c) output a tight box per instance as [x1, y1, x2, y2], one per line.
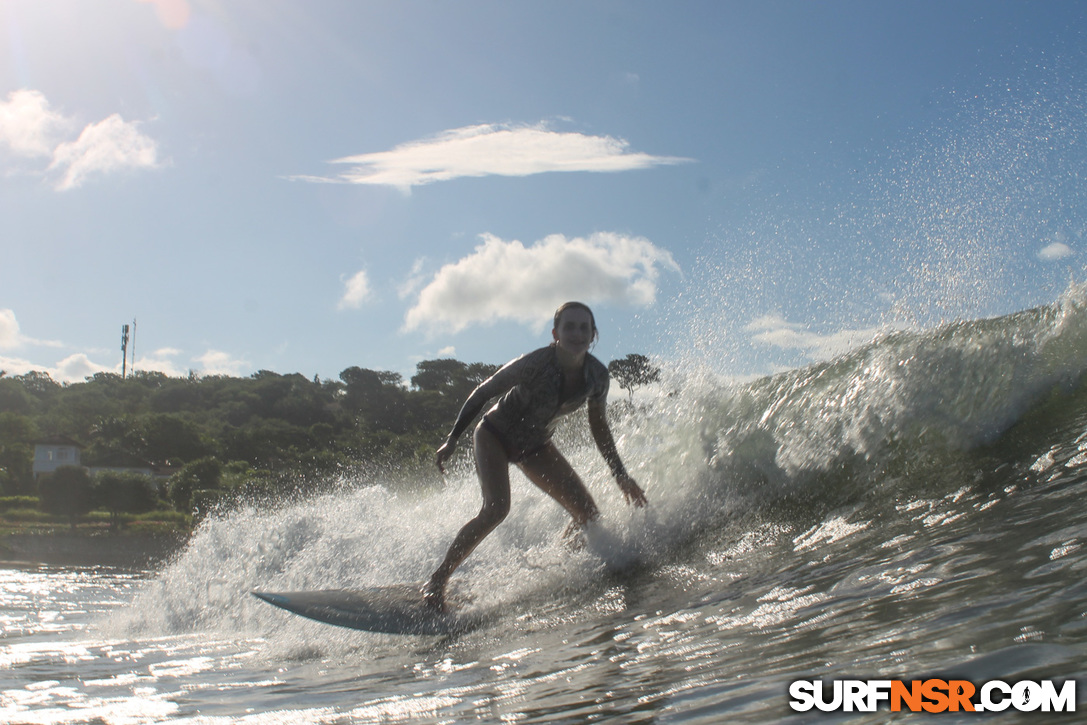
[2, 0, 1086, 384]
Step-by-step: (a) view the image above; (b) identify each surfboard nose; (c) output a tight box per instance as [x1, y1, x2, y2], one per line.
[250, 585, 486, 635]
[251, 591, 289, 607]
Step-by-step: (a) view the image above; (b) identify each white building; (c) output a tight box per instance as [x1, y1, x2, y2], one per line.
[32, 436, 83, 479]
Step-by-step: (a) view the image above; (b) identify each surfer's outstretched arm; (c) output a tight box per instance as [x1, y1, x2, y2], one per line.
[588, 399, 647, 507]
[435, 356, 526, 473]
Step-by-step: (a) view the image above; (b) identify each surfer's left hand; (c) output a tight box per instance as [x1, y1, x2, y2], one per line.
[616, 473, 647, 507]
[435, 440, 456, 474]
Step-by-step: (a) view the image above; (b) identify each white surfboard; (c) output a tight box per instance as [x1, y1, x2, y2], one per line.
[251, 583, 482, 635]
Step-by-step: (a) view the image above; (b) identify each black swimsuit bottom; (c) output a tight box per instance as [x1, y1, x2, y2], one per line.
[481, 416, 549, 463]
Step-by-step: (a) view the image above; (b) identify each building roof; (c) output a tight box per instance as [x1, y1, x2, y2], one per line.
[34, 435, 84, 448]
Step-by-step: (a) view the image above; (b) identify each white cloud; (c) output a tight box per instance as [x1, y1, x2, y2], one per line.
[0, 311, 110, 382]
[404, 232, 680, 335]
[337, 269, 373, 310]
[55, 353, 112, 381]
[746, 313, 880, 361]
[0, 309, 63, 350]
[298, 122, 691, 191]
[0, 89, 71, 158]
[0, 309, 21, 349]
[133, 347, 188, 377]
[49, 114, 160, 191]
[1038, 242, 1073, 261]
[1, 351, 113, 383]
[0, 90, 161, 189]
[0, 332, 250, 382]
[193, 349, 249, 376]
[0, 355, 35, 377]
[0, 353, 110, 383]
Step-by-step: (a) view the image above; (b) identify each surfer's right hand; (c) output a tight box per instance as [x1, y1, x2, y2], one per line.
[616, 473, 648, 508]
[435, 440, 456, 474]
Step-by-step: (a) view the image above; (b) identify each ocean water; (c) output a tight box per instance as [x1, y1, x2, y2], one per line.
[3, 285, 1087, 723]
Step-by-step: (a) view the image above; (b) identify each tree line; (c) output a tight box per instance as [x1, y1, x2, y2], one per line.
[0, 354, 660, 527]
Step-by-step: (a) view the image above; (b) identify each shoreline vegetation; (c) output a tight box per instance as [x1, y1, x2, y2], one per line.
[0, 355, 661, 569]
[1, 528, 187, 569]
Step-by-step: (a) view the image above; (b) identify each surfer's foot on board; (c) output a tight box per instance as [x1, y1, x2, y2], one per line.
[421, 580, 446, 613]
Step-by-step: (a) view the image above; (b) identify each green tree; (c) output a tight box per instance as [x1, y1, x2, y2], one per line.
[148, 376, 204, 413]
[6, 354, 526, 506]
[465, 362, 500, 387]
[167, 457, 223, 512]
[0, 378, 34, 414]
[38, 465, 94, 528]
[0, 446, 34, 496]
[411, 359, 471, 395]
[221, 419, 314, 466]
[0, 412, 37, 495]
[13, 371, 61, 397]
[93, 471, 159, 530]
[608, 354, 662, 401]
[410, 359, 498, 428]
[54, 379, 124, 435]
[130, 413, 210, 465]
[340, 367, 410, 433]
[219, 459, 256, 491]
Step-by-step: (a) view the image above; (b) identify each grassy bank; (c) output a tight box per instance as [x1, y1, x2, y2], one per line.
[0, 503, 191, 568]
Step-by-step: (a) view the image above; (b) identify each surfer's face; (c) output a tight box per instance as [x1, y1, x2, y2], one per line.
[553, 307, 595, 356]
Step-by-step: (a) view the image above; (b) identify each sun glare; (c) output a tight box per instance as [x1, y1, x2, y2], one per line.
[135, 0, 191, 30]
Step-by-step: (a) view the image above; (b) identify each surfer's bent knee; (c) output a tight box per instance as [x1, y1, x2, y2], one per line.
[478, 496, 510, 527]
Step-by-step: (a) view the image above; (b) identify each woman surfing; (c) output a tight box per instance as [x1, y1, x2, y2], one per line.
[424, 302, 648, 611]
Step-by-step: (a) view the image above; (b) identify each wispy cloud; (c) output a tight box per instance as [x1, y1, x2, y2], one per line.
[296, 122, 691, 191]
[403, 232, 680, 335]
[397, 259, 428, 300]
[0, 90, 162, 190]
[746, 313, 880, 362]
[49, 114, 160, 191]
[337, 268, 373, 310]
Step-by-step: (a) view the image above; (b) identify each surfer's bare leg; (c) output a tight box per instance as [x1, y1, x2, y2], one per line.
[423, 423, 511, 611]
[519, 443, 600, 544]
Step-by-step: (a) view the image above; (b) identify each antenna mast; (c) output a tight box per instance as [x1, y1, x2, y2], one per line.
[121, 324, 130, 379]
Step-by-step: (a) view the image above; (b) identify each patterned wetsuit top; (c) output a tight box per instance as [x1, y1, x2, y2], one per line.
[448, 345, 610, 455]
